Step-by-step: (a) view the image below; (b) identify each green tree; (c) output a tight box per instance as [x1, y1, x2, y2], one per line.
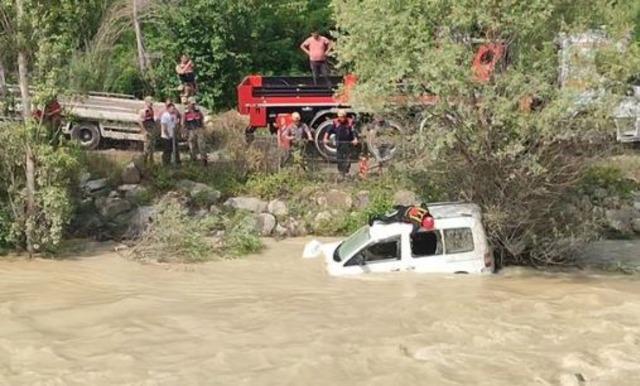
[332, 0, 640, 265]
[144, 0, 333, 108]
[0, 0, 87, 254]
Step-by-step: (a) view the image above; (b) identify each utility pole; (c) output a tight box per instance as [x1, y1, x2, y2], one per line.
[132, 0, 147, 73]
[0, 60, 6, 99]
[16, 0, 35, 258]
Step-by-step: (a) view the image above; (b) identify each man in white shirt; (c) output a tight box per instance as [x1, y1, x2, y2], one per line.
[160, 103, 180, 165]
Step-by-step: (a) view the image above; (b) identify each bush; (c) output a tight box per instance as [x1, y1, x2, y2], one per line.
[130, 195, 215, 263]
[0, 123, 84, 254]
[130, 196, 263, 263]
[579, 165, 638, 201]
[243, 169, 311, 199]
[148, 162, 243, 197]
[217, 211, 264, 257]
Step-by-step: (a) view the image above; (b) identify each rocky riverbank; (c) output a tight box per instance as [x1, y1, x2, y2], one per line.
[70, 153, 640, 267]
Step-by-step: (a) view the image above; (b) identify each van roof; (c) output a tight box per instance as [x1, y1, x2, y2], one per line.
[368, 202, 481, 240]
[427, 202, 482, 220]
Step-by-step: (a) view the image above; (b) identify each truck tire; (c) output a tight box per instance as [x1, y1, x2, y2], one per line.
[70, 122, 101, 150]
[314, 119, 339, 161]
[364, 120, 403, 163]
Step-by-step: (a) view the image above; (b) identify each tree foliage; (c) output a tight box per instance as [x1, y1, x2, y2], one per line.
[144, 0, 333, 108]
[333, 0, 640, 265]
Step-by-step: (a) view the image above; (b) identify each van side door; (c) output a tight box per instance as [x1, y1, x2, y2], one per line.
[341, 236, 404, 274]
[406, 230, 448, 272]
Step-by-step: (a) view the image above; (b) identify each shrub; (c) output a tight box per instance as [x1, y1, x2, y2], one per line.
[579, 165, 638, 201]
[0, 124, 84, 254]
[148, 162, 243, 197]
[217, 211, 264, 257]
[243, 169, 312, 199]
[130, 195, 215, 263]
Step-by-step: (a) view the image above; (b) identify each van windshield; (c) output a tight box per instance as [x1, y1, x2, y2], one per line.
[336, 226, 371, 261]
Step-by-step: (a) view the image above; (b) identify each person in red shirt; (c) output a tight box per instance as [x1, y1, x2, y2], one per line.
[300, 32, 333, 86]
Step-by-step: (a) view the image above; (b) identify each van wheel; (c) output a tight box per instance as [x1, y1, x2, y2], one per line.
[70, 123, 101, 149]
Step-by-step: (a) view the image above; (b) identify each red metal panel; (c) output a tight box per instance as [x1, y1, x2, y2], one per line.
[237, 74, 358, 129]
[249, 105, 267, 127]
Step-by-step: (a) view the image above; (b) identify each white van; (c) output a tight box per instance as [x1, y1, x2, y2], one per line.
[303, 202, 494, 276]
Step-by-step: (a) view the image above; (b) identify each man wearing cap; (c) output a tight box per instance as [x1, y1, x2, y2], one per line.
[281, 112, 313, 168]
[183, 97, 207, 166]
[300, 31, 332, 86]
[160, 103, 180, 165]
[323, 109, 358, 179]
[138, 97, 157, 165]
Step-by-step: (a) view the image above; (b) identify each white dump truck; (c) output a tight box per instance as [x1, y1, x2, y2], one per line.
[0, 86, 195, 149]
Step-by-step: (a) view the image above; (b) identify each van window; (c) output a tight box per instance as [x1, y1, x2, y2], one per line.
[444, 228, 474, 254]
[345, 237, 401, 266]
[411, 231, 443, 257]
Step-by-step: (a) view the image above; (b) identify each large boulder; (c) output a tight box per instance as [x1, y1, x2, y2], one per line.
[121, 162, 142, 185]
[124, 206, 156, 239]
[273, 224, 288, 238]
[100, 197, 132, 219]
[632, 219, 640, 234]
[312, 211, 333, 233]
[393, 190, 419, 206]
[317, 189, 352, 209]
[131, 154, 146, 174]
[255, 213, 276, 236]
[268, 199, 289, 217]
[177, 179, 221, 207]
[82, 178, 108, 194]
[224, 196, 268, 213]
[604, 208, 639, 235]
[283, 217, 307, 237]
[118, 184, 150, 205]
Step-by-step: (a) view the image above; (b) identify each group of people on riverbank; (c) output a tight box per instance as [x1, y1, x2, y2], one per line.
[137, 32, 367, 179]
[138, 54, 207, 166]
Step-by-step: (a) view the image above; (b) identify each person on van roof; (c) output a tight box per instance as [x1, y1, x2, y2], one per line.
[368, 204, 435, 233]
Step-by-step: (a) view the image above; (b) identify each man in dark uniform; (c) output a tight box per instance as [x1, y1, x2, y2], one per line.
[183, 97, 207, 165]
[323, 109, 358, 179]
[138, 97, 157, 166]
[369, 204, 435, 233]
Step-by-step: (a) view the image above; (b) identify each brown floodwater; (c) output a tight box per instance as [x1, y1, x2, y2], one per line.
[1, 239, 639, 386]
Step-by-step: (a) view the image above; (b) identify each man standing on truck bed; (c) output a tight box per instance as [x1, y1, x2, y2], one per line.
[300, 31, 332, 86]
[176, 54, 196, 97]
[138, 97, 157, 165]
[324, 109, 358, 180]
[183, 97, 207, 166]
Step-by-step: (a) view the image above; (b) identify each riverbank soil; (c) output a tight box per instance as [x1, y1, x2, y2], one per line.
[1, 238, 640, 385]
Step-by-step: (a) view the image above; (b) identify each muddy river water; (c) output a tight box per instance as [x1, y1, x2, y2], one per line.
[1, 239, 639, 386]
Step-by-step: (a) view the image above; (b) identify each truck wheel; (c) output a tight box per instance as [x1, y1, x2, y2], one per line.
[245, 126, 256, 144]
[364, 120, 404, 162]
[70, 123, 101, 150]
[314, 119, 338, 161]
